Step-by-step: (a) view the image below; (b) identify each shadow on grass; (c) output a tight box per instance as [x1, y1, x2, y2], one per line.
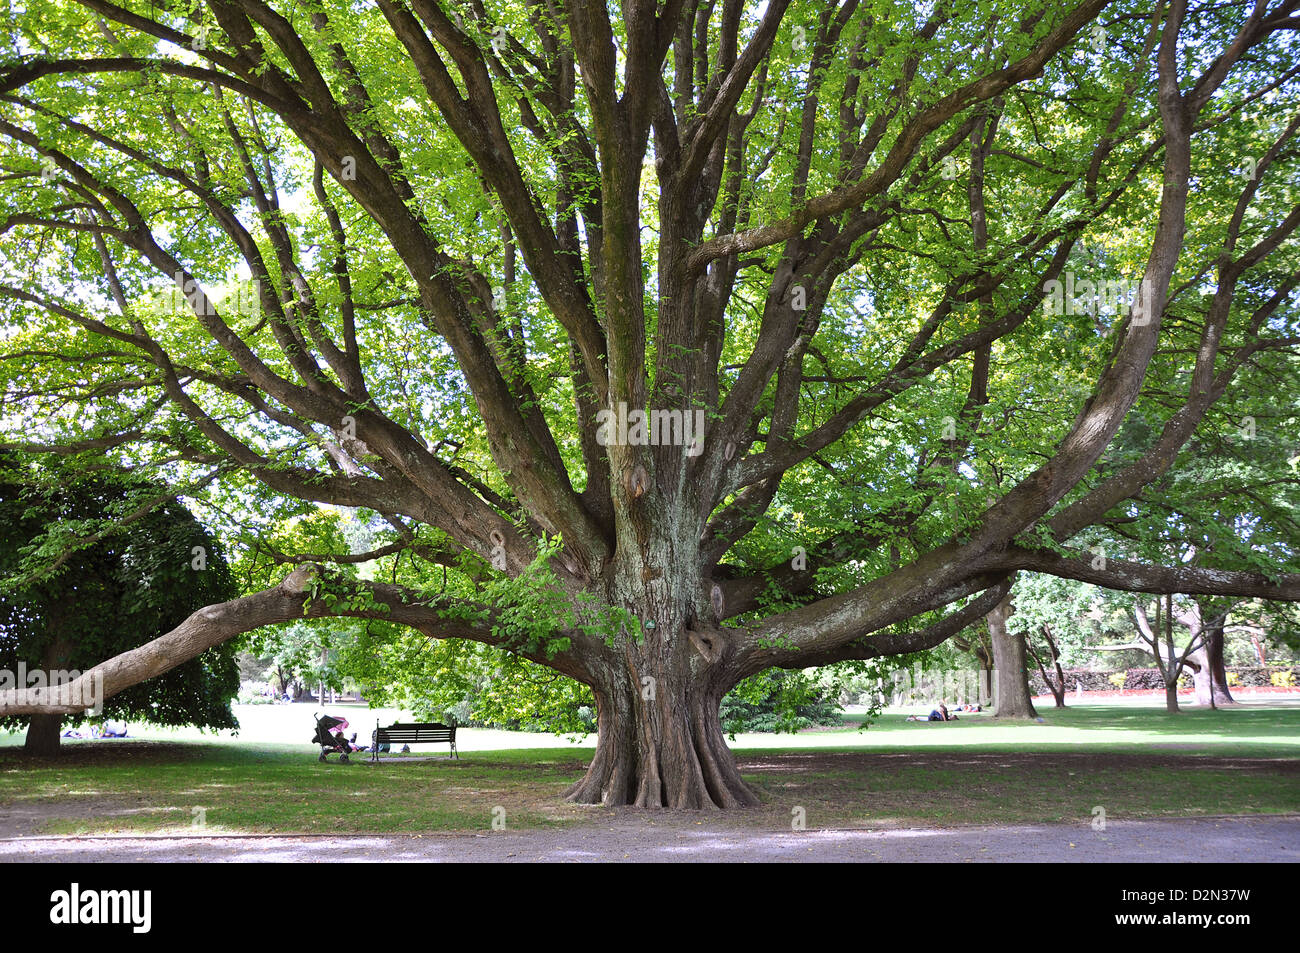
[2, 704, 1297, 834]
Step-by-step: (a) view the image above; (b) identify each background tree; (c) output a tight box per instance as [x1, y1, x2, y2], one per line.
[985, 590, 1038, 718]
[2, 0, 1300, 806]
[246, 618, 361, 704]
[0, 455, 240, 753]
[1131, 592, 1208, 712]
[1186, 596, 1238, 706]
[1221, 600, 1300, 668]
[1006, 574, 1106, 708]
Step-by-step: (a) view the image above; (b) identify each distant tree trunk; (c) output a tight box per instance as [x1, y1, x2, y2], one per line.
[25, 627, 72, 754]
[1203, 621, 1235, 705]
[1135, 596, 1188, 713]
[1189, 652, 1213, 707]
[1249, 634, 1266, 666]
[1165, 680, 1180, 713]
[1048, 675, 1066, 707]
[988, 593, 1037, 718]
[1162, 594, 1181, 713]
[1187, 601, 1234, 707]
[1029, 624, 1067, 708]
[24, 714, 62, 755]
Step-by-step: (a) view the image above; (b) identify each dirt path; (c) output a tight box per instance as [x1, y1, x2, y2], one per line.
[2, 814, 1295, 863]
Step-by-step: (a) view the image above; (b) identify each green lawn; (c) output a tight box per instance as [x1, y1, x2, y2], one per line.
[0, 744, 594, 835]
[825, 701, 1300, 757]
[1, 702, 1295, 836]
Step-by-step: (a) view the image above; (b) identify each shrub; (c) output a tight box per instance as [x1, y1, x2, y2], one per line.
[720, 670, 841, 736]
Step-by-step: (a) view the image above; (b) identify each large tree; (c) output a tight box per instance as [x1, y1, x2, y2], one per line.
[0, 455, 241, 753]
[2, 0, 1299, 807]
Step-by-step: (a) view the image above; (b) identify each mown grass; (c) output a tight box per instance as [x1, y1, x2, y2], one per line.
[736, 750, 1298, 828]
[828, 702, 1300, 757]
[1, 703, 1295, 835]
[0, 745, 596, 835]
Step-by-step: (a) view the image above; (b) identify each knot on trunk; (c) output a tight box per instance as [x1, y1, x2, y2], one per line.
[628, 464, 649, 499]
[282, 563, 320, 594]
[688, 627, 726, 664]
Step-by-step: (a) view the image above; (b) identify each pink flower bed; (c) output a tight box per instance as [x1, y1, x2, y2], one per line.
[1032, 686, 1297, 700]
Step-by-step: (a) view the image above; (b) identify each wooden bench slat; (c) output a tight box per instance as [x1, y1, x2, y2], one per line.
[377, 728, 453, 737]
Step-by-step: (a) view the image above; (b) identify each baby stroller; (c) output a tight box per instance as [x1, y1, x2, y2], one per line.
[312, 713, 357, 763]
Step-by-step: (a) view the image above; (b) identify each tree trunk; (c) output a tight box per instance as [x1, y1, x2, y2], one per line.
[563, 637, 761, 809]
[1189, 653, 1213, 707]
[1165, 679, 1180, 713]
[977, 654, 994, 706]
[1048, 645, 1067, 708]
[1249, 634, 1266, 666]
[1048, 677, 1066, 708]
[24, 714, 62, 755]
[988, 593, 1037, 718]
[1033, 626, 1067, 708]
[25, 626, 73, 753]
[1204, 622, 1235, 705]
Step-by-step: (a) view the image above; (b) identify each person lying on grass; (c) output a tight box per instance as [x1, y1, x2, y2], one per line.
[906, 704, 959, 722]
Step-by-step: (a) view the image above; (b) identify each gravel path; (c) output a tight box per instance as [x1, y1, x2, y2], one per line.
[2, 814, 1295, 862]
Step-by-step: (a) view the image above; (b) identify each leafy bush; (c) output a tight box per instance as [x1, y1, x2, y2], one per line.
[720, 670, 841, 737]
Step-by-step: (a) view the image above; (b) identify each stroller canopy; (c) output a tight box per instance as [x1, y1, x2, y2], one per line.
[317, 714, 348, 733]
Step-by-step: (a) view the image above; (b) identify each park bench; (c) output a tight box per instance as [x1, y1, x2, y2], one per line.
[371, 721, 458, 761]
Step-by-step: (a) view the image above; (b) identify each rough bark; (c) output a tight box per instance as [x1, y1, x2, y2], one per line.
[559, 508, 765, 808]
[562, 653, 760, 809]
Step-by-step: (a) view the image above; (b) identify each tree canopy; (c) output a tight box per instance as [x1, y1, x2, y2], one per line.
[0, 0, 1298, 806]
